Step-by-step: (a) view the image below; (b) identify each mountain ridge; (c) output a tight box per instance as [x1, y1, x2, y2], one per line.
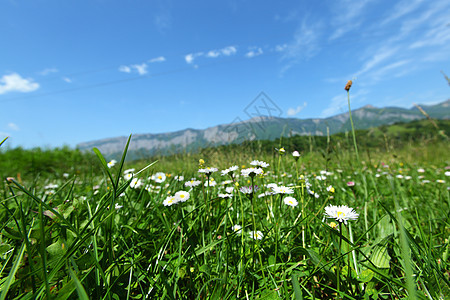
[77, 99, 450, 159]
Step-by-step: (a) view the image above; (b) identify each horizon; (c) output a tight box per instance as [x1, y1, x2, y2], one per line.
[1, 0, 450, 149]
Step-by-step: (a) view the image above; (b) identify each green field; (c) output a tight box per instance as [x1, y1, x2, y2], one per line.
[0, 120, 449, 299]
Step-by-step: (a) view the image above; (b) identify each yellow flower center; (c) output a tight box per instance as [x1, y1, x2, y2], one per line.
[337, 211, 345, 218]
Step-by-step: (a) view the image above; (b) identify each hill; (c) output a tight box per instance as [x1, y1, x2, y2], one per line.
[77, 100, 450, 160]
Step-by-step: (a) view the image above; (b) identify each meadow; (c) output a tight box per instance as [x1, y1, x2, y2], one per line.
[0, 119, 449, 299]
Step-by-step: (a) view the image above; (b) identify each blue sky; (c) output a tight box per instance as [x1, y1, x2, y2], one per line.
[1, 0, 449, 148]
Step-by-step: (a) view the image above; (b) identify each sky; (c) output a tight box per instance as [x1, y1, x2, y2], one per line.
[1, 0, 449, 149]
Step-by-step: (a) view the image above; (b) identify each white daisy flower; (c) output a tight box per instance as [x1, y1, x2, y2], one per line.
[283, 196, 298, 207]
[198, 167, 218, 175]
[163, 195, 178, 207]
[175, 191, 190, 202]
[324, 205, 359, 225]
[272, 185, 294, 194]
[152, 172, 166, 183]
[107, 160, 117, 168]
[241, 167, 263, 177]
[185, 179, 201, 187]
[232, 224, 242, 234]
[249, 230, 264, 240]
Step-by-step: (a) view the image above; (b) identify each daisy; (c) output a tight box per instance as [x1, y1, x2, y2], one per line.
[130, 178, 143, 189]
[232, 224, 242, 234]
[283, 196, 298, 207]
[249, 230, 264, 240]
[218, 193, 232, 198]
[327, 185, 335, 193]
[152, 172, 166, 183]
[324, 205, 359, 225]
[240, 185, 259, 194]
[175, 191, 190, 202]
[241, 167, 263, 177]
[107, 159, 117, 168]
[198, 167, 218, 176]
[272, 185, 294, 194]
[292, 151, 300, 158]
[250, 160, 270, 168]
[221, 165, 239, 176]
[163, 195, 178, 207]
[185, 179, 201, 187]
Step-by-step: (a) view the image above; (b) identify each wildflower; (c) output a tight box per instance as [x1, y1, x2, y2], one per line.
[204, 178, 217, 187]
[199, 159, 205, 167]
[130, 178, 143, 189]
[240, 185, 259, 194]
[225, 186, 234, 194]
[124, 173, 133, 181]
[272, 185, 294, 194]
[292, 151, 300, 158]
[417, 168, 425, 173]
[115, 203, 123, 210]
[241, 167, 263, 177]
[344, 80, 352, 91]
[232, 224, 242, 234]
[124, 168, 135, 174]
[152, 172, 166, 183]
[436, 179, 445, 184]
[324, 205, 359, 225]
[107, 160, 117, 168]
[218, 193, 232, 198]
[175, 191, 190, 202]
[185, 179, 201, 187]
[163, 195, 178, 207]
[347, 181, 355, 187]
[250, 160, 270, 168]
[174, 175, 184, 181]
[63, 173, 70, 178]
[276, 147, 286, 155]
[198, 167, 218, 176]
[327, 185, 335, 193]
[249, 230, 264, 240]
[445, 171, 450, 177]
[221, 165, 238, 176]
[283, 196, 298, 207]
[396, 174, 404, 179]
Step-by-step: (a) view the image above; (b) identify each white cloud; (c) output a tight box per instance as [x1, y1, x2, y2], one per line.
[274, 44, 288, 52]
[119, 65, 131, 73]
[206, 46, 237, 58]
[185, 53, 195, 64]
[119, 63, 148, 75]
[354, 46, 399, 78]
[221, 46, 237, 56]
[328, 0, 375, 40]
[185, 46, 236, 64]
[206, 50, 220, 58]
[62, 77, 72, 83]
[379, 0, 425, 26]
[280, 19, 322, 74]
[149, 56, 166, 63]
[39, 68, 58, 76]
[287, 102, 307, 116]
[7, 123, 19, 131]
[132, 63, 148, 75]
[0, 73, 39, 95]
[245, 48, 263, 58]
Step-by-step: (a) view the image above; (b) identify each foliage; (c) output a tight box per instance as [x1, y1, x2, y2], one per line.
[0, 122, 449, 299]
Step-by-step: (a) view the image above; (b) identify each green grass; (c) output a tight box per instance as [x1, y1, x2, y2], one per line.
[0, 124, 449, 299]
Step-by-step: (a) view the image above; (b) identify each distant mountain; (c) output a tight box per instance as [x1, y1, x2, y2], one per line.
[77, 100, 450, 160]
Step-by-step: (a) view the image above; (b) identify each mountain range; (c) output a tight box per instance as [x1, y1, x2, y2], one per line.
[77, 100, 450, 160]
